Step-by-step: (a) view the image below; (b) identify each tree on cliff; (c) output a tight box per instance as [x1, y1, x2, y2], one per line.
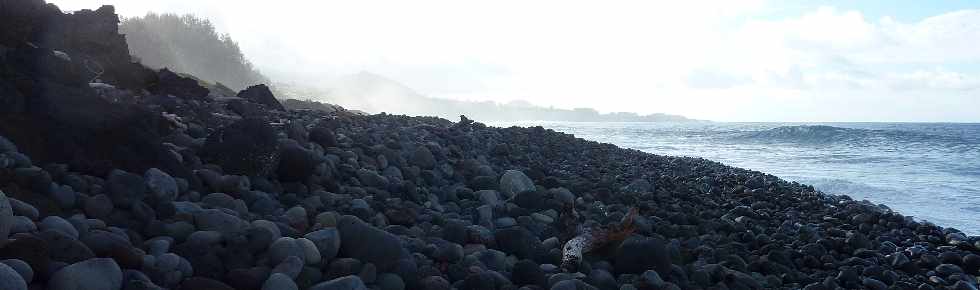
[120, 13, 269, 91]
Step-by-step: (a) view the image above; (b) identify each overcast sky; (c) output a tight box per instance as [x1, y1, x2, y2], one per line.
[51, 0, 980, 122]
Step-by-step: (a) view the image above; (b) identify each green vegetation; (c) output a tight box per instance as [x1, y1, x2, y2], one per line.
[120, 13, 269, 91]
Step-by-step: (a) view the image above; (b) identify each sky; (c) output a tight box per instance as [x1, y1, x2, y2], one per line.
[50, 0, 980, 122]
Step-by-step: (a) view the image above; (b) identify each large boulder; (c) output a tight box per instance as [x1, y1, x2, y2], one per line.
[48, 258, 123, 290]
[0, 190, 12, 240]
[337, 215, 412, 270]
[499, 170, 536, 198]
[277, 143, 319, 182]
[144, 168, 178, 204]
[494, 227, 541, 259]
[149, 68, 209, 99]
[614, 236, 671, 274]
[309, 124, 338, 148]
[106, 169, 146, 208]
[410, 146, 436, 169]
[237, 84, 284, 110]
[201, 118, 280, 176]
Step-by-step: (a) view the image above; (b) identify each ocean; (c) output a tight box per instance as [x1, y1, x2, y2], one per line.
[493, 121, 980, 235]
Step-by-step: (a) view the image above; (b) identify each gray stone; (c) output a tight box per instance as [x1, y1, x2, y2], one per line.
[622, 178, 654, 194]
[156, 253, 181, 272]
[357, 169, 388, 188]
[477, 190, 501, 207]
[0, 262, 27, 290]
[49, 258, 123, 290]
[357, 263, 377, 284]
[0, 259, 32, 283]
[272, 255, 304, 279]
[309, 275, 368, 290]
[186, 231, 223, 246]
[0, 136, 16, 153]
[0, 191, 12, 240]
[40, 216, 79, 239]
[7, 198, 38, 220]
[193, 209, 247, 235]
[499, 170, 536, 198]
[552, 188, 575, 205]
[377, 273, 405, 290]
[10, 216, 36, 234]
[83, 194, 113, 219]
[337, 215, 411, 269]
[145, 168, 178, 203]
[50, 184, 77, 209]
[268, 237, 304, 266]
[638, 270, 666, 288]
[202, 193, 237, 210]
[106, 169, 146, 208]
[305, 228, 342, 261]
[296, 237, 321, 265]
[410, 146, 436, 169]
[252, 220, 282, 240]
[285, 206, 308, 228]
[262, 273, 298, 290]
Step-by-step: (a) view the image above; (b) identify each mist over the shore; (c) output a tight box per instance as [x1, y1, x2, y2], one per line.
[49, 0, 980, 122]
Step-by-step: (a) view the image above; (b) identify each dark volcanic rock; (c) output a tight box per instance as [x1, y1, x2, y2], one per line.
[494, 226, 540, 259]
[337, 215, 413, 271]
[309, 124, 338, 148]
[49, 258, 123, 290]
[149, 68, 209, 99]
[201, 118, 280, 176]
[277, 143, 319, 182]
[178, 277, 235, 290]
[614, 236, 671, 274]
[237, 84, 283, 111]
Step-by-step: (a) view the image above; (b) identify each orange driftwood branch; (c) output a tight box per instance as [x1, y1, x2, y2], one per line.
[560, 207, 638, 272]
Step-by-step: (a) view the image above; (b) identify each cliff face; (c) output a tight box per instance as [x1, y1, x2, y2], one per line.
[0, 0, 153, 88]
[0, 0, 177, 177]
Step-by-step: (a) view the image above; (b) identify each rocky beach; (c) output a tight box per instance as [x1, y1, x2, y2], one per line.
[2, 1, 980, 290]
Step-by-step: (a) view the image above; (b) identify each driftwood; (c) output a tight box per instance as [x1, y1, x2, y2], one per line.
[560, 207, 638, 272]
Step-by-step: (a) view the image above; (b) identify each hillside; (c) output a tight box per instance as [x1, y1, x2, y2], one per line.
[120, 13, 269, 91]
[279, 72, 695, 122]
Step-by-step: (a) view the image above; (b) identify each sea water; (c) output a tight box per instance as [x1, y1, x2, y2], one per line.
[494, 121, 980, 235]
